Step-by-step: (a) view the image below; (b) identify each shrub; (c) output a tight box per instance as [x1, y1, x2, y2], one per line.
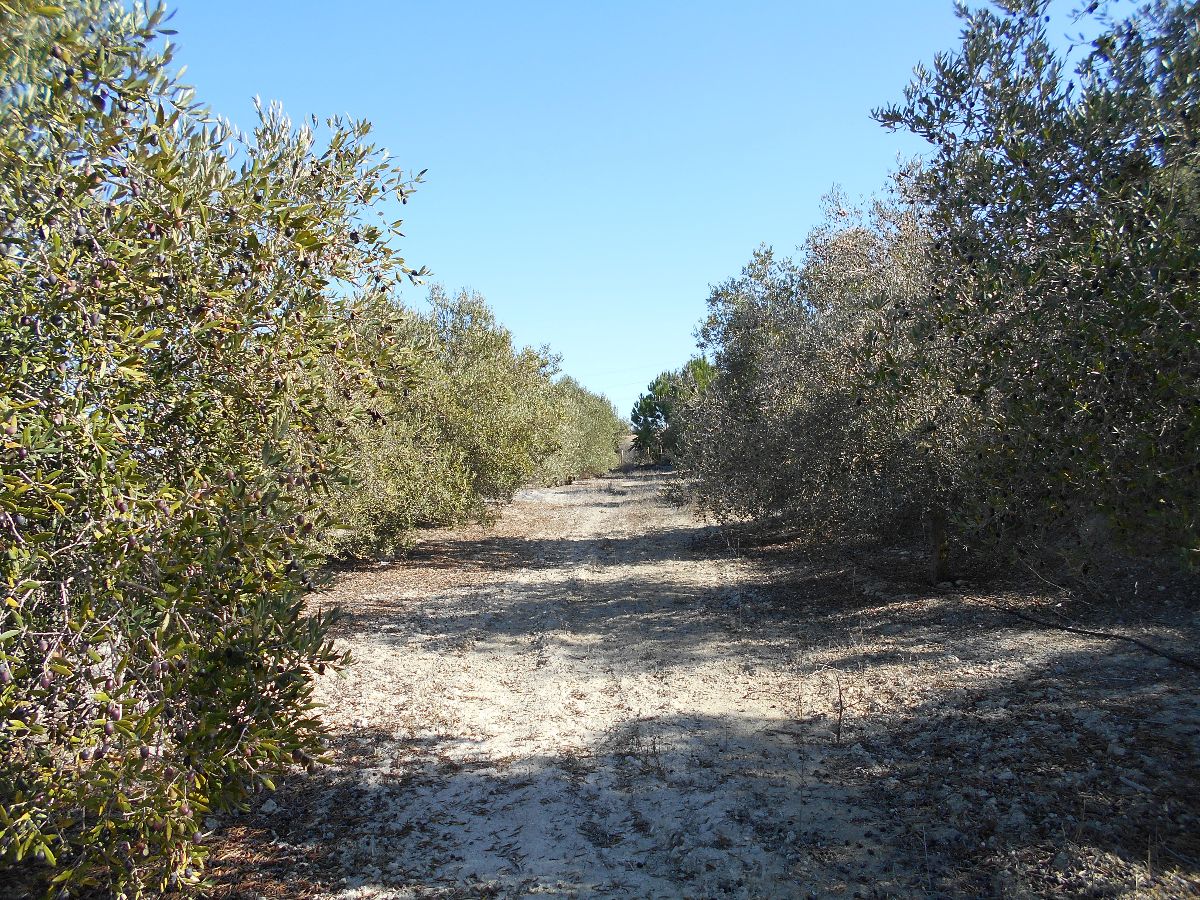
[876, 0, 1200, 566]
[680, 187, 971, 557]
[0, 2, 420, 894]
[536, 376, 625, 486]
[313, 288, 623, 556]
[680, 1, 1199, 579]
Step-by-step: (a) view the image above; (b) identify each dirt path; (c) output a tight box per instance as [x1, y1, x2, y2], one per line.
[207, 472, 1200, 899]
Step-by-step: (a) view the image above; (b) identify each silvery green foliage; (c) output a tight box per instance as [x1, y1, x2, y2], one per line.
[0, 1, 420, 894]
[314, 288, 625, 557]
[680, 185, 973, 540]
[876, 0, 1200, 564]
[684, 1, 1198, 575]
[536, 376, 626, 487]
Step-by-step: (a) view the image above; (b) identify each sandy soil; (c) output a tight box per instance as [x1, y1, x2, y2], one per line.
[205, 472, 1200, 899]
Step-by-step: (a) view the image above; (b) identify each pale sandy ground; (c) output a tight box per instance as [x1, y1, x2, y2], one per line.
[206, 472, 1200, 899]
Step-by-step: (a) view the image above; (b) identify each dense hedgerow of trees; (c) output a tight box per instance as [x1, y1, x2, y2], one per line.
[538, 375, 627, 487]
[681, 188, 973, 560]
[315, 286, 625, 558]
[679, 0, 1199, 578]
[0, 2, 621, 895]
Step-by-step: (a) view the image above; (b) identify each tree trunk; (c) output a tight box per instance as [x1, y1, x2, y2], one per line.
[928, 506, 949, 585]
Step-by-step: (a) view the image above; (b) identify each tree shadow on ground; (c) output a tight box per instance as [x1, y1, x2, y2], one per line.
[201, 615, 1200, 898]
[272, 474, 1200, 897]
[200, 712, 917, 898]
[829, 640, 1200, 896]
[400, 524, 727, 573]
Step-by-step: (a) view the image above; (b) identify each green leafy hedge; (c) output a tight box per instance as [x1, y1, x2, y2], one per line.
[315, 288, 625, 556]
[678, 0, 1198, 577]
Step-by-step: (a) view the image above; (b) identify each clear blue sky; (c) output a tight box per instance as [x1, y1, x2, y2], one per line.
[170, 1, 968, 418]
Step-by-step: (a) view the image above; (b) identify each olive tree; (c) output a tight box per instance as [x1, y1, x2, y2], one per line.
[875, 0, 1200, 566]
[0, 1, 421, 894]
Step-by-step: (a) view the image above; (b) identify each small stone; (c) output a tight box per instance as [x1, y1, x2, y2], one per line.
[260, 798, 279, 815]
